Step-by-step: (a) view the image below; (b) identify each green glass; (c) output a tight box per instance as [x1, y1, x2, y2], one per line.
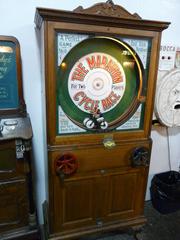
[0, 41, 19, 109]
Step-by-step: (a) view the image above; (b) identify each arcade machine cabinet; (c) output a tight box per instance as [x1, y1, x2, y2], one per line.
[0, 36, 39, 239]
[35, 1, 170, 239]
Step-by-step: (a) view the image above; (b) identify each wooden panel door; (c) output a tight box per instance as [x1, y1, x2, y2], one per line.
[51, 167, 146, 235]
[52, 172, 109, 233]
[0, 141, 17, 180]
[0, 178, 29, 233]
[105, 168, 146, 222]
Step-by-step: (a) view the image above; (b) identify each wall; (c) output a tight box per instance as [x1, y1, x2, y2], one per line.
[0, 0, 180, 223]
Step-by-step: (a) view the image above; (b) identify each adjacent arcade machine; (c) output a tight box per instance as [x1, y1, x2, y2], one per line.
[0, 36, 38, 239]
[35, 1, 170, 239]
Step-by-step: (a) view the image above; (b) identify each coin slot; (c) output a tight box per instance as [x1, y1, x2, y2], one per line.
[4, 120, 18, 126]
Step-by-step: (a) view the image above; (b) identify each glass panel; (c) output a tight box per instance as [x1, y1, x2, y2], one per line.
[0, 41, 19, 109]
[56, 33, 152, 135]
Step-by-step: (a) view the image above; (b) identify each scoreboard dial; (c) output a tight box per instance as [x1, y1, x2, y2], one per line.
[57, 36, 144, 132]
[68, 52, 126, 114]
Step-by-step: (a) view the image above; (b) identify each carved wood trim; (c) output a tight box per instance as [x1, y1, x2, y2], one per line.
[74, 0, 141, 19]
[35, 8, 170, 32]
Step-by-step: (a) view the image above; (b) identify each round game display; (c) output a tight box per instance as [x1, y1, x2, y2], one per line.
[57, 37, 144, 131]
[155, 69, 180, 127]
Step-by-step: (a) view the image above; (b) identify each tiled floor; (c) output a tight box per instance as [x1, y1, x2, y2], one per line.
[139, 201, 180, 240]
[80, 201, 180, 240]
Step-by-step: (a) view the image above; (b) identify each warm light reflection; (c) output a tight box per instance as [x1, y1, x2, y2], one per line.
[123, 61, 135, 68]
[0, 46, 13, 53]
[60, 62, 67, 69]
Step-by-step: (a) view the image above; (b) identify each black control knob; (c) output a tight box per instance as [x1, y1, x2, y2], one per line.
[131, 147, 150, 167]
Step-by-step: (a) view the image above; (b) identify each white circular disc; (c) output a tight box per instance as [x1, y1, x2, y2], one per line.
[155, 69, 180, 127]
[68, 52, 126, 114]
[85, 69, 112, 101]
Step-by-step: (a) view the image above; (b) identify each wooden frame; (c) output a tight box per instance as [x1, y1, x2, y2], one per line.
[35, 3, 170, 147]
[35, 1, 170, 239]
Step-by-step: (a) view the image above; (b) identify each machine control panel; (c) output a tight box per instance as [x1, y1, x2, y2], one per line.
[0, 116, 32, 140]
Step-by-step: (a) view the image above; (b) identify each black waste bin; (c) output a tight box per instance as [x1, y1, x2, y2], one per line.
[150, 171, 180, 214]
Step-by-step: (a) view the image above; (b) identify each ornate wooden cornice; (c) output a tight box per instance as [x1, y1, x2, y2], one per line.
[35, 1, 170, 32]
[74, 0, 141, 19]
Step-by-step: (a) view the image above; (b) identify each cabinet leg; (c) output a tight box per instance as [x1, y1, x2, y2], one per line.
[127, 225, 144, 240]
[134, 232, 143, 240]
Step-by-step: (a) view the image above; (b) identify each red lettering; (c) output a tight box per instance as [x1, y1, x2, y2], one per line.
[73, 91, 85, 101]
[71, 63, 89, 81]
[87, 55, 108, 70]
[101, 91, 120, 111]
[111, 70, 123, 83]
[78, 94, 89, 106]
[73, 91, 100, 112]
[109, 91, 120, 103]
[85, 54, 124, 84]
[84, 99, 96, 111]
[78, 63, 89, 74]
[101, 96, 113, 111]
[101, 56, 108, 67]
[96, 55, 101, 68]
[86, 56, 95, 69]
[105, 59, 113, 72]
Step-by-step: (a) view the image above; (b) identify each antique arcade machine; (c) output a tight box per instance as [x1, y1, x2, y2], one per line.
[0, 36, 38, 239]
[35, 1, 170, 239]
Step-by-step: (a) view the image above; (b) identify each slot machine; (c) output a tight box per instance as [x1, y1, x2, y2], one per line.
[35, 1, 170, 239]
[0, 36, 38, 239]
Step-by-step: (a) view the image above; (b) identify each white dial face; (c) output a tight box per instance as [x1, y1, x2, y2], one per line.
[68, 52, 126, 113]
[155, 69, 180, 127]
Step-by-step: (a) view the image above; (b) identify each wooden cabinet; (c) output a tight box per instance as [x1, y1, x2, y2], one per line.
[35, 1, 170, 239]
[48, 140, 150, 238]
[53, 168, 145, 228]
[0, 36, 39, 239]
[0, 177, 29, 232]
[0, 140, 39, 239]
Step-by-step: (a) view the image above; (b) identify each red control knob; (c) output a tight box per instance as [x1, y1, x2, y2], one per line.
[55, 153, 78, 175]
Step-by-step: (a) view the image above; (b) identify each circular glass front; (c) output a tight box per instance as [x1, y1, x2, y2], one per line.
[57, 37, 143, 131]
